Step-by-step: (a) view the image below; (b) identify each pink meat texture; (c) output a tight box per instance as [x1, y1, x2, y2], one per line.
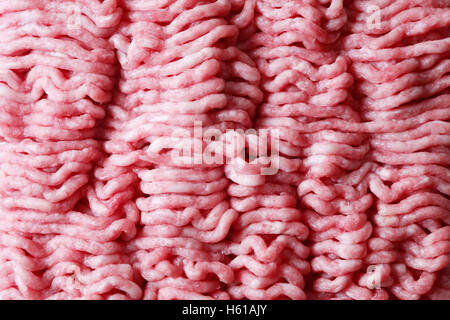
[0, 0, 448, 300]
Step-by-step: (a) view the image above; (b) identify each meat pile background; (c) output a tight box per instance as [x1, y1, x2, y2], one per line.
[0, 0, 448, 300]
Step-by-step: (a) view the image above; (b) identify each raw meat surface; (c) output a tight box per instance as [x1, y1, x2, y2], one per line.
[0, 0, 448, 300]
